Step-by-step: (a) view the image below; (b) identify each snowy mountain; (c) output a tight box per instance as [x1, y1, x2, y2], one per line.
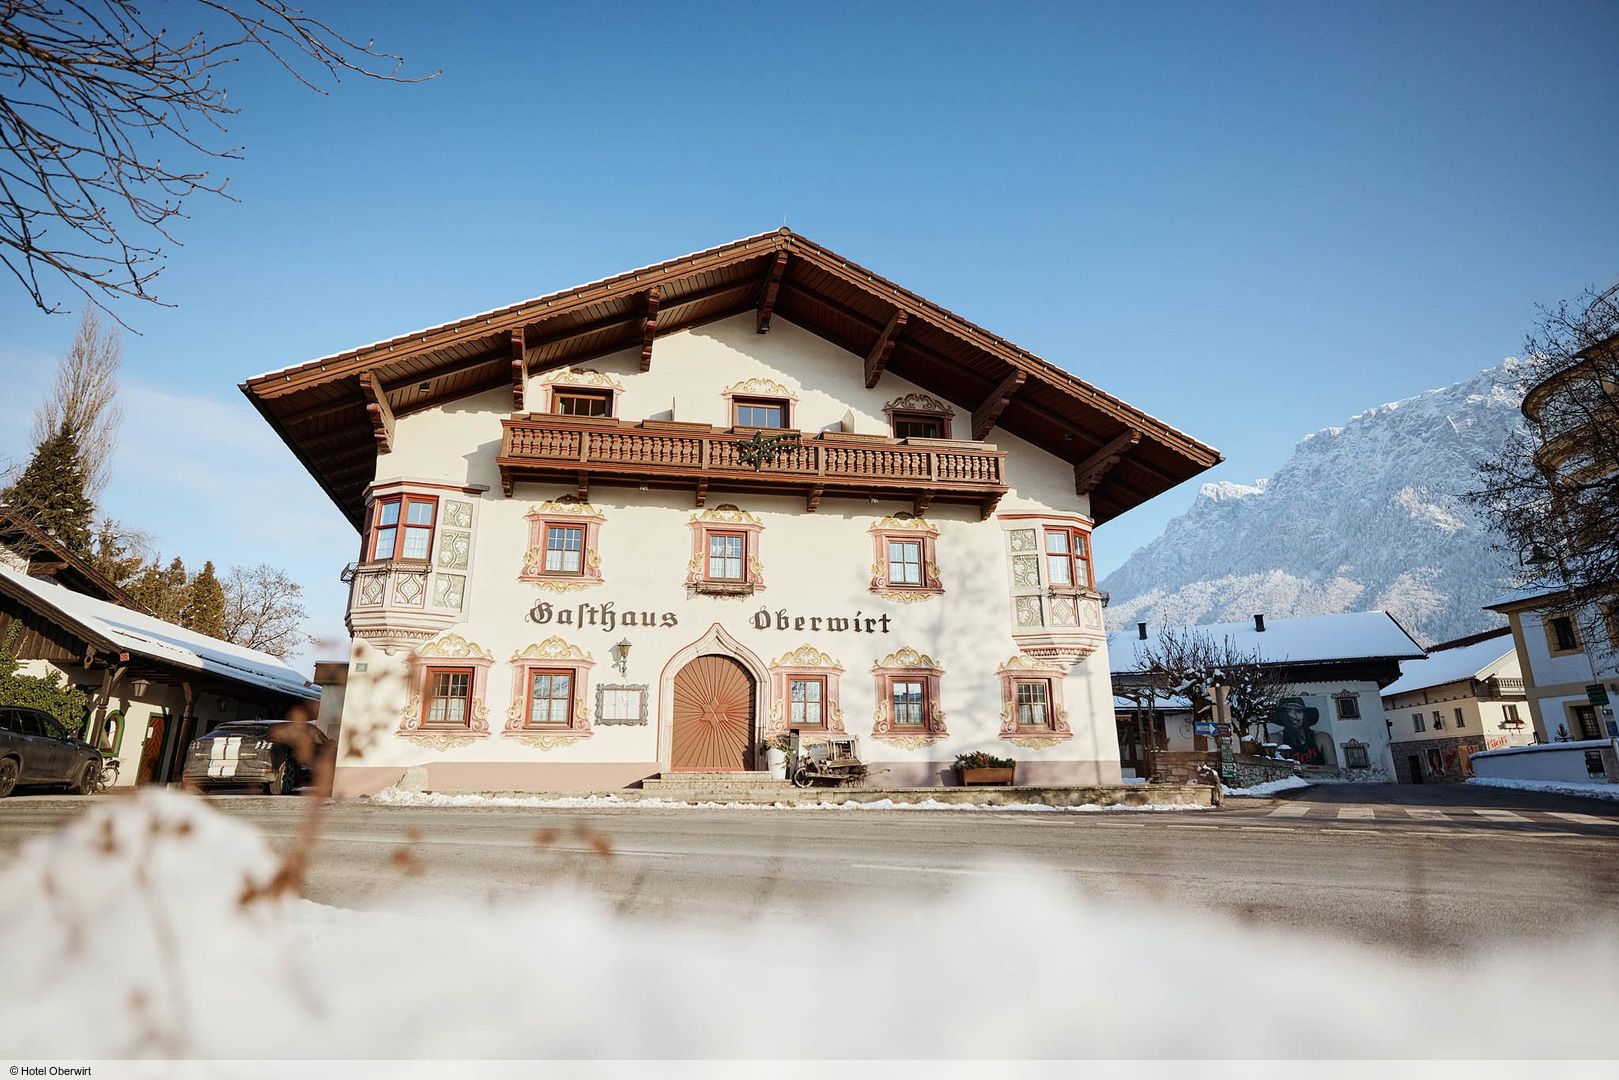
[1101, 359, 1531, 647]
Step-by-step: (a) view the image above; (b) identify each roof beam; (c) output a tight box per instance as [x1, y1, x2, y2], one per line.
[863, 310, 908, 388]
[511, 330, 527, 412]
[972, 370, 1025, 440]
[1074, 429, 1142, 494]
[756, 252, 789, 334]
[640, 286, 661, 372]
[359, 371, 395, 454]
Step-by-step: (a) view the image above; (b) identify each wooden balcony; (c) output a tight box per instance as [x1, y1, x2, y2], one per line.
[496, 415, 1009, 516]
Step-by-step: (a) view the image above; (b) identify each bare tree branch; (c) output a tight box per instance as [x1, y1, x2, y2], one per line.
[30, 305, 121, 495]
[0, 0, 436, 317]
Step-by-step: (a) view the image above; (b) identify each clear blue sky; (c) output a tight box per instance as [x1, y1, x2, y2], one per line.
[2, 0, 1616, 669]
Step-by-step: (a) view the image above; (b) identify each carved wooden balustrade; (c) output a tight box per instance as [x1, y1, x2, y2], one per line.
[497, 416, 1008, 515]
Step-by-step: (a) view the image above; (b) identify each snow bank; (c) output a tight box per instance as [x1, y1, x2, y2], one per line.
[1222, 776, 1311, 797]
[366, 787, 1199, 812]
[1467, 777, 1619, 802]
[6, 789, 1619, 1058]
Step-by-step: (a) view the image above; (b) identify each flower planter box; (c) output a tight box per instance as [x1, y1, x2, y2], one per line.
[959, 766, 1015, 786]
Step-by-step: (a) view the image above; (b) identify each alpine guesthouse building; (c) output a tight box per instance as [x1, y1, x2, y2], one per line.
[243, 231, 1219, 795]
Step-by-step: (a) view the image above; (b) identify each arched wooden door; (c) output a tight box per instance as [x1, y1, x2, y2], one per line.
[671, 655, 755, 771]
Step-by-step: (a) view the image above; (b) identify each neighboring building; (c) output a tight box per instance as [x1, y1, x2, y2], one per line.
[1111, 694, 1190, 780]
[240, 229, 1220, 795]
[1486, 329, 1619, 743]
[0, 564, 319, 787]
[1486, 587, 1619, 743]
[0, 507, 144, 609]
[1111, 611, 1427, 781]
[1380, 627, 1531, 783]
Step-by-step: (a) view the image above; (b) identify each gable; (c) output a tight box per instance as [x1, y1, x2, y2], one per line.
[242, 229, 1219, 528]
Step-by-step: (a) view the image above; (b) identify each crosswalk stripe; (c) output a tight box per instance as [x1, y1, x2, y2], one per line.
[1547, 811, 1618, 827]
[1471, 808, 1529, 821]
[1403, 808, 1451, 820]
[1267, 804, 1311, 817]
[1337, 806, 1375, 820]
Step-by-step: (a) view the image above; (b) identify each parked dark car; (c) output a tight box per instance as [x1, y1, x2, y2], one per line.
[0, 706, 102, 797]
[183, 719, 328, 795]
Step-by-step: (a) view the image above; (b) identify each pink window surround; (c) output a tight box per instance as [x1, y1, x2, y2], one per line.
[870, 647, 947, 744]
[995, 656, 1072, 745]
[520, 499, 605, 590]
[868, 514, 942, 601]
[766, 645, 846, 737]
[686, 505, 765, 595]
[398, 634, 493, 740]
[503, 637, 596, 741]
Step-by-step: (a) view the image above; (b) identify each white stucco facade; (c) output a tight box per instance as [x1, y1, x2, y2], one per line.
[332, 315, 1124, 794]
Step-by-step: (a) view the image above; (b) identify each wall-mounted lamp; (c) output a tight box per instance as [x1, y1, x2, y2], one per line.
[130, 678, 151, 697]
[615, 638, 632, 676]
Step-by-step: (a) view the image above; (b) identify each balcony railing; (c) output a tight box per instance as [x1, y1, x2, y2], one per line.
[1475, 676, 1527, 699]
[496, 416, 1009, 516]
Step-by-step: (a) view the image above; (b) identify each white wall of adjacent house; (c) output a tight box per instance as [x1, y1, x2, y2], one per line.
[1508, 608, 1619, 742]
[333, 314, 1121, 794]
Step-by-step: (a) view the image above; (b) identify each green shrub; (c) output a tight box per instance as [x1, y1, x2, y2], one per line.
[0, 624, 90, 738]
[954, 751, 1014, 770]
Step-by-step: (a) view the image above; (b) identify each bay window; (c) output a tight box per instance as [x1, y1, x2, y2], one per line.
[369, 495, 437, 563]
[1043, 527, 1092, 590]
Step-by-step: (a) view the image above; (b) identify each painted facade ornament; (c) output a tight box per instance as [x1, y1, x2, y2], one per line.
[870, 646, 947, 744]
[687, 505, 766, 594]
[771, 645, 843, 670]
[543, 368, 624, 390]
[416, 633, 493, 660]
[512, 636, 594, 663]
[721, 377, 795, 400]
[874, 646, 941, 671]
[883, 392, 952, 416]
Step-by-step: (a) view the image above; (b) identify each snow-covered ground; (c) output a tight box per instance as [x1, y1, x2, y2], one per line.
[367, 787, 1199, 812]
[1467, 776, 1619, 802]
[6, 789, 1619, 1058]
[1222, 776, 1311, 797]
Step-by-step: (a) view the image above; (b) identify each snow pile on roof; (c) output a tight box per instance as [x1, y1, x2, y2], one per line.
[1109, 610, 1427, 674]
[1382, 633, 1517, 697]
[6, 789, 1619, 1057]
[365, 788, 1198, 813]
[0, 564, 316, 700]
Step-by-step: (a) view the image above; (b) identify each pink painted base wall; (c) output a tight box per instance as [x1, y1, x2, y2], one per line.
[332, 759, 1117, 796]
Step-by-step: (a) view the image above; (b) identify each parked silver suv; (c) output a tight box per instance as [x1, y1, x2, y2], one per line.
[0, 706, 101, 797]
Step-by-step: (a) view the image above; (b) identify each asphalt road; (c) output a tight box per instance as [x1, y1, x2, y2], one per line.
[3, 782, 1617, 955]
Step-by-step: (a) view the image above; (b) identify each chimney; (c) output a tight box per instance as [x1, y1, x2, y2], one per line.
[1137, 622, 1148, 640]
[1254, 614, 1266, 633]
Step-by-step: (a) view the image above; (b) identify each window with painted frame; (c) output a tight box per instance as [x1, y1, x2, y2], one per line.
[732, 397, 790, 429]
[520, 500, 605, 588]
[706, 531, 747, 582]
[1043, 527, 1093, 590]
[523, 669, 576, 728]
[868, 514, 942, 599]
[1335, 694, 1361, 719]
[422, 667, 474, 729]
[1546, 613, 1582, 655]
[1012, 678, 1054, 729]
[1343, 743, 1370, 769]
[789, 675, 827, 730]
[552, 388, 613, 417]
[886, 677, 929, 729]
[368, 494, 438, 564]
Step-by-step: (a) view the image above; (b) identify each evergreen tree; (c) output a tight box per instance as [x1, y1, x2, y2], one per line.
[2, 423, 94, 554]
[128, 555, 188, 623]
[88, 519, 148, 588]
[184, 561, 227, 638]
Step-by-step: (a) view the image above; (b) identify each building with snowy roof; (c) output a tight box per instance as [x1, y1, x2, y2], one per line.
[239, 230, 1221, 794]
[1110, 611, 1426, 780]
[1379, 627, 1531, 783]
[0, 553, 318, 789]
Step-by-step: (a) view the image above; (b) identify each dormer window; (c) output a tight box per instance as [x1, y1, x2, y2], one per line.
[733, 397, 789, 429]
[553, 388, 613, 417]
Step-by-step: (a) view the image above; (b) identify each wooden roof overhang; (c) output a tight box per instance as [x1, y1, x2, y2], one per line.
[242, 229, 1221, 528]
